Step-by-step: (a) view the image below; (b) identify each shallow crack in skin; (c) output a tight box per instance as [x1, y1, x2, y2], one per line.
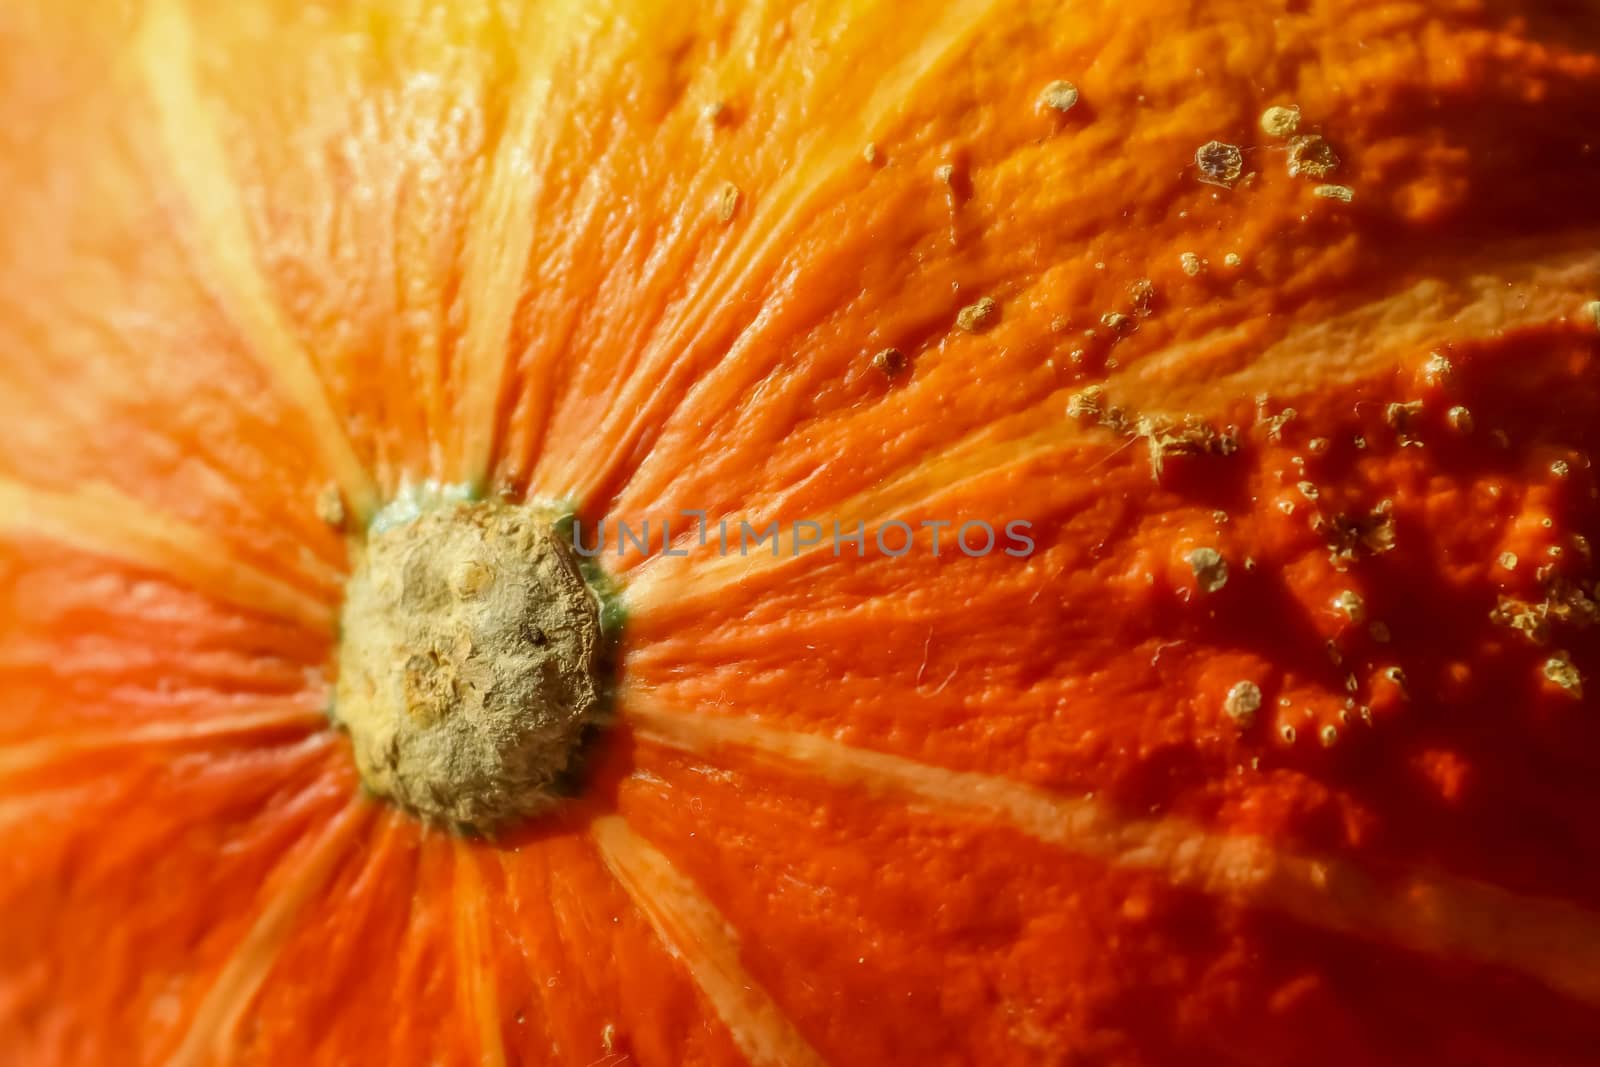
[333, 499, 603, 830]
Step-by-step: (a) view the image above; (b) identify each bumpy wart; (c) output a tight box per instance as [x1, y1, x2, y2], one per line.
[333, 500, 603, 829]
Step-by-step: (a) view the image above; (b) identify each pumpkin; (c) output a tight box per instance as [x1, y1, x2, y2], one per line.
[4, 0, 1600, 1063]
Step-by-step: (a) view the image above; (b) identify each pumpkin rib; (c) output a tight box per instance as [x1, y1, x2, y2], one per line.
[532, 0, 1005, 509]
[484, 829, 752, 1066]
[0, 739, 352, 1064]
[0, 480, 337, 634]
[0, 704, 326, 782]
[620, 736, 1600, 1066]
[451, 841, 510, 1067]
[0, 783, 105, 834]
[227, 815, 488, 1066]
[622, 407, 1093, 613]
[495, 0, 1017, 506]
[625, 339, 1600, 913]
[1114, 234, 1600, 419]
[168, 1, 516, 493]
[0, 539, 332, 747]
[598, 7, 1600, 549]
[624, 696, 1600, 1009]
[590, 815, 829, 1067]
[134, 0, 380, 522]
[0, 290, 351, 598]
[621, 236, 1600, 612]
[488, 0, 766, 500]
[162, 796, 373, 1067]
[447, 6, 569, 493]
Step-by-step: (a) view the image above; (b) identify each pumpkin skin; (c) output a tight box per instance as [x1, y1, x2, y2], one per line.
[4, 0, 1600, 1064]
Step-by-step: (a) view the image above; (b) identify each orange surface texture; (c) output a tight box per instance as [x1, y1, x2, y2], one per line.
[3, 1, 1600, 1064]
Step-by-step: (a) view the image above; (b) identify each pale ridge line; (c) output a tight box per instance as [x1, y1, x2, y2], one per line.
[625, 697, 1600, 1008]
[0, 478, 336, 632]
[453, 841, 509, 1067]
[622, 411, 1087, 615]
[554, 0, 1005, 508]
[0, 706, 326, 779]
[137, 0, 379, 522]
[450, 6, 572, 489]
[164, 797, 371, 1067]
[627, 239, 1600, 616]
[0, 786, 105, 829]
[1114, 238, 1600, 414]
[590, 815, 829, 1067]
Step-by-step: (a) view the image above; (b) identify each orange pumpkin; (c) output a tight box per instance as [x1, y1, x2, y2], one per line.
[4, 0, 1600, 1064]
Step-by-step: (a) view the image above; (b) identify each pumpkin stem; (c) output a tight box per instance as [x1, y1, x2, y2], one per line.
[331, 498, 604, 831]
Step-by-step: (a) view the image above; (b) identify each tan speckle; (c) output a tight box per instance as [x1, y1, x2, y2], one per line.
[1128, 279, 1157, 315]
[1186, 547, 1229, 594]
[1582, 300, 1600, 329]
[1038, 79, 1080, 114]
[315, 485, 346, 530]
[1334, 590, 1366, 623]
[1066, 385, 1106, 422]
[871, 347, 907, 377]
[1312, 184, 1355, 202]
[1261, 405, 1297, 441]
[1287, 135, 1340, 179]
[1179, 252, 1203, 276]
[1491, 596, 1550, 645]
[1195, 140, 1244, 185]
[1500, 551, 1519, 571]
[1423, 353, 1455, 387]
[1139, 415, 1235, 481]
[1259, 105, 1301, 139]
[863, 142, 879, 164]
[934, 163, 955, 185]
[1386, 400, 1424, 431]
[1544, 653, 1583, 697]
[1224, 681, 1262, 726]
[714, 181, 740, 222]
[1447, 406, 1474, 433]
[956, 297, 998, 333]
[1223, 252, 1243, 268]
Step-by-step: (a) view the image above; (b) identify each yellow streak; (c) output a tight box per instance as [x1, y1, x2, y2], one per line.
[555, 0, 1004, 505]
[591, 815, 828, 1067]
[453, 841, 508, 1067]
[1116, 238, 1600, 415]
[623, 411, 1087, 617]
[164, 798, 371, 1067]
[137, 0, 378, 522]
[628, 238, 1600, 615]
[0, 705, 325, 779]
[0, 478, 335, 632]
[627, 696, 1600, 1008]
[0, 786, 102, 829]
[448, 8, 563, 490]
